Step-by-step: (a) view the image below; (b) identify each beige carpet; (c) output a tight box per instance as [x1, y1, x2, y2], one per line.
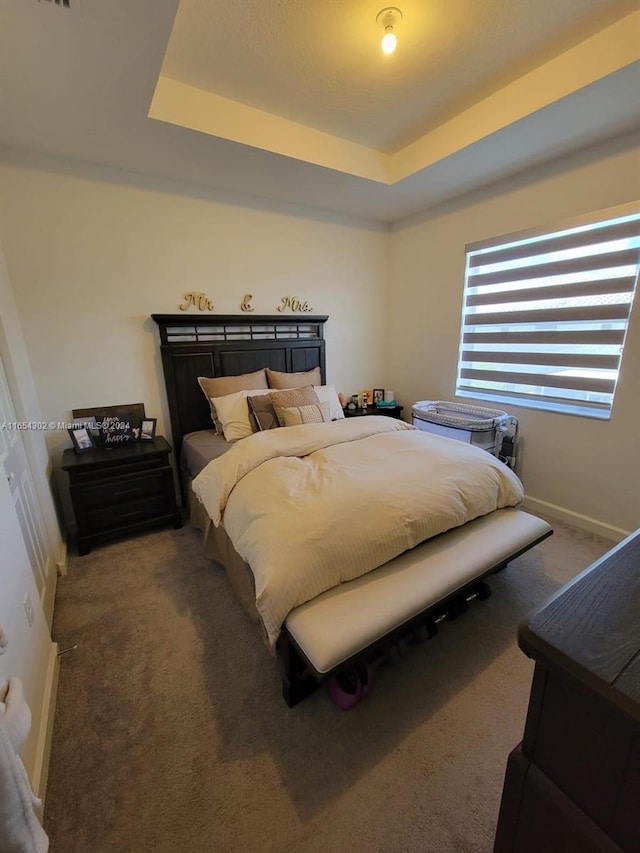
[44, 516, 610, 853]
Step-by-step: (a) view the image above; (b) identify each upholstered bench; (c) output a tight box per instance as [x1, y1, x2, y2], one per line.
[280, 508, 552, 704]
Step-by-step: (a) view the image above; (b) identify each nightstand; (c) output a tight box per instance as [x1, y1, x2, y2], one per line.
[62, 435, 182, 555]
[343, 406, 404, 419]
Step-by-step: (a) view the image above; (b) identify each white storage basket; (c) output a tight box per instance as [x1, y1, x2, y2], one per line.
[411, 400, 516, 458]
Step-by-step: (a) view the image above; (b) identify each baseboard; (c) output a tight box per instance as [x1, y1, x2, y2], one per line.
[32, 641, 60, 806]
[522, 496, 630, 542]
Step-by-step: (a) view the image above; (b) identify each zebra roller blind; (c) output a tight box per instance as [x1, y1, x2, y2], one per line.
[456, 209, 640, 419]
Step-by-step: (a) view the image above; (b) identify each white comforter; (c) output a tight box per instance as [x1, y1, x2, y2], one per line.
[192, 418, 524, 647]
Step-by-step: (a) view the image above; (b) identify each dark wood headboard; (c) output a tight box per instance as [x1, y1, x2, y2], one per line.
[151, 314, 328, 458]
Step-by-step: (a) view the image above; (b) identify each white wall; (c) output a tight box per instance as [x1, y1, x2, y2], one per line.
[1, 135, 638, 540]
[0, 151, 389, 523]
[389, 132, 640, 538]
[0, 237, 58, 795]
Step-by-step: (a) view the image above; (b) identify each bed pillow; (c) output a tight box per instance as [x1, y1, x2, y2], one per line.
[247, 394, 280, 432]
[313, 384, 345, 421]
[198, 370, 268, 433]
[269, 385, 319, 426]
[281, 401, 331, 427]
[249, 386, 323, 431]
[210, 388, 271, 442]
[266, 367, 322, 390]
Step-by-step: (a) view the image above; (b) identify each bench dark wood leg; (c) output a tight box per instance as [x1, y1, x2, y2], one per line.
[279, 632, 319, 707]
[282, 672, 318, 707]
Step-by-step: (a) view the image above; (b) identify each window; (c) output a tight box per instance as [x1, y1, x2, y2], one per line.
[456, 208, 640, 419]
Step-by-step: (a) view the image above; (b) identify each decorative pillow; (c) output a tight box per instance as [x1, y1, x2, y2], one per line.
[247, 394, 280, 432]
[269, 385, 319, 426]
[249, 386, 325, 432]
[210, 388, 271, 442]
[313, 384, 345, 421]
[266, 367, 322, 390]
[282, 401, 331, 427]
[198, 370, 268, 433]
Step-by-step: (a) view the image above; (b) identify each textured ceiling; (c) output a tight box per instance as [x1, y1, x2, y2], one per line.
[0, 0, 638, 222]
[162, 0, 639, 152]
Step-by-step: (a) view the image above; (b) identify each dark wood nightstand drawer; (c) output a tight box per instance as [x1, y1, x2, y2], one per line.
[77, 469, 168, 509]
[72, 457, 164, 482]
[86, 494, 171, 533]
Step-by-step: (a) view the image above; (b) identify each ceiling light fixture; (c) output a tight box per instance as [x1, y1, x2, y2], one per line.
[376, 7, 402, 55]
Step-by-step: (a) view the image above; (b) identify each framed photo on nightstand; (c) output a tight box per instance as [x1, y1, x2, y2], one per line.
[140, 418, 157, 440]
[373, 389, 385, 406]
[68, 426, 94, 454]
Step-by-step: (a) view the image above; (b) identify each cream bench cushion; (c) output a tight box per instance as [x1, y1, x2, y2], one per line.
[285, 508, 552, 674]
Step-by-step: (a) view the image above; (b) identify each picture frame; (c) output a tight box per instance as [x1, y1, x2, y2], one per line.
[361, 389, 374, 407]
[101, 413, 135, 447]
[72, 403, 145, 447]
[140, 418, 157, 441]
[68, 426, 95, 454]
[373, 389, 385, 406]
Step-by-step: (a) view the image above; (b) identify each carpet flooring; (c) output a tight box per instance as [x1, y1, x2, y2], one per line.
[44, 516, 611, 853]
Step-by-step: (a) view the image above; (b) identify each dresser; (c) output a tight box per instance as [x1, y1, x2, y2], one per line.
[494, 530, 640, 852]
[62, 436, 181, 555]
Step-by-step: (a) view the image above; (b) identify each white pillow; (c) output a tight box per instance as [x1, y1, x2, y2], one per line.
[313, 384, 345, 421]
[210, 388, 270, 441]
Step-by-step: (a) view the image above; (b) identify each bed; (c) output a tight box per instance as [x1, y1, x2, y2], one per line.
[152, 314, 553, 706]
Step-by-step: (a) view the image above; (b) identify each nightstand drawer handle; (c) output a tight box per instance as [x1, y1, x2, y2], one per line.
[115, 488, 141, 498]
[120, 510, 144, 520]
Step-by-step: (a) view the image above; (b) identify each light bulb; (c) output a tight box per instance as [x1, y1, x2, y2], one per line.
[381, 29, 397, 54]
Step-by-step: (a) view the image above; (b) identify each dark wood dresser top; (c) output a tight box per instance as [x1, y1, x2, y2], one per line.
[519, 529, 640, 722]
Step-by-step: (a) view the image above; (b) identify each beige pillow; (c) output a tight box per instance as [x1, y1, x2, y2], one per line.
[266, 367, 322, 390]
[198, 370, 268, 433]
[269, 385, 319, 426]
[282, 401, 331, 427]
[210, 388, 271, 442]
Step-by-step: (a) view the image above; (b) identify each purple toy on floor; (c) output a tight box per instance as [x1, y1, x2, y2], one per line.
[328, 663, 372, 710]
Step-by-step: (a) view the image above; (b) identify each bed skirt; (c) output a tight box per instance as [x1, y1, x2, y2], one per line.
[188, 485, 262, 626]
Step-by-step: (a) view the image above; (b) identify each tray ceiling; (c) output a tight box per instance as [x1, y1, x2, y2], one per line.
[0, 0, 638, 221]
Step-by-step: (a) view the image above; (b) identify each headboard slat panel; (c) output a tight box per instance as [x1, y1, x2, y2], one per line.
[218, 346, 288, 376]
[152, 314, 328, 460]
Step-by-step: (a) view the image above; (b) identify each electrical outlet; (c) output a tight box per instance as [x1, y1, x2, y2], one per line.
[23, 594, 34, 628]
